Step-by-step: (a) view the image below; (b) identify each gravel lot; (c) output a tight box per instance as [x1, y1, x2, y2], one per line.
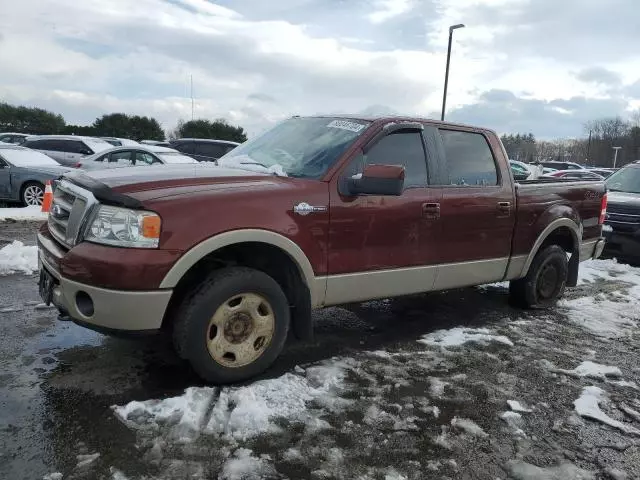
[1, 220, 639, 480]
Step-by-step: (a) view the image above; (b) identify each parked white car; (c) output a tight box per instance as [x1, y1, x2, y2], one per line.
[76, 145, 199, 170]
[21, 135, 113, 167]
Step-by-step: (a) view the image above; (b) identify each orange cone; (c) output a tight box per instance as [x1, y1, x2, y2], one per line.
[41, 181, 53, 212]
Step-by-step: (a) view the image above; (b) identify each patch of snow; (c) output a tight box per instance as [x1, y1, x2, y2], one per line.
[109, 468, 130, 480]
[383, 468, 407, 480]
[578, 259, 633, 284]
[434, 427, 452, 449]
[0, 306, 22, 313]
[506, 460, 595, 480]
[605, 468, 629, 480]
[419, 327, 514, 348]
[0, 241, 38, 275]
[113, 360, 348, 441]
[450, 373, 467, 382]
[476, 281, 509, 290]
[619, 404, 640, 422]
[450, 417, 488, 438]
[428, 377, 448, 397]
[34, 303, 56, 310]
[500, 411, 526, 436]
[507, 400, 533, 413]
[609, 380, 639, 390]
[76, 452, 100, 468]
[219, 448, 277, 480]
[574, 386, 640, 436]
[42, 474, 63, 480]
[0, 206, 48, 221]
[543, 360, 623, 380]
[561, 296, 639, 338]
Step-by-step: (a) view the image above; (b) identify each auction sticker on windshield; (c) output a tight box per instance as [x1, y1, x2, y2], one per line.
[327, 120, 367, 133]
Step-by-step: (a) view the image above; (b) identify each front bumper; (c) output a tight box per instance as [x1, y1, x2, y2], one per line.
[38, 232, 173, 332]
[602, 224, 640, 263]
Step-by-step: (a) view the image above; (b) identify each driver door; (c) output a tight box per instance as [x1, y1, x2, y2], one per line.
[325, 127, 442, 305]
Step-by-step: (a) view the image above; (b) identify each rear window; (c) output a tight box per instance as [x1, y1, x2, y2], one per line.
[194, 142, 226, 158]
[438, 130, 498, 186]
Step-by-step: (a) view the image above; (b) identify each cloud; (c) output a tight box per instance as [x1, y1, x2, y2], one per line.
[575, 67, 622, 86]
[0, 0, 639, 139]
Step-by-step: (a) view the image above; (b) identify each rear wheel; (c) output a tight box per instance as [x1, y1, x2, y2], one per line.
[172, 267, 290, 384]
[21, 182, 44, 206]
[509, 245, 568, 309]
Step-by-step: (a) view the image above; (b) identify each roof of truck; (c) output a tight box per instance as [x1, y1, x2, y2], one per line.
[299, 114, 498, 135]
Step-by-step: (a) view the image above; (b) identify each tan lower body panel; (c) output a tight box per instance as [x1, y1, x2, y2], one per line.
[41, 253, 172, 331]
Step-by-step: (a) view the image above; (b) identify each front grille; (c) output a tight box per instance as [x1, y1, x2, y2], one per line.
[47, 180, 96, 247]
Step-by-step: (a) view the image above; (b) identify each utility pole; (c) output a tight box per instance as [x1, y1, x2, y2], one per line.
[586, 130, 592, 165]
[441, 24, 465, 121]
[190, 74, 194, 121]
[612, 146, 622, 169]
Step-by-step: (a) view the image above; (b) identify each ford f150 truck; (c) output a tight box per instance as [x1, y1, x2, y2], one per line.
[37, 115, 607, 383]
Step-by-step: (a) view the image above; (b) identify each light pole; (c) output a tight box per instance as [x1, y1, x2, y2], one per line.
[612, 146, 622, 168]
[441, 23, 465, 121]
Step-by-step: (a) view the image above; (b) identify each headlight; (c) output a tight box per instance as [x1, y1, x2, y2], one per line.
[85, 205, 161, 248]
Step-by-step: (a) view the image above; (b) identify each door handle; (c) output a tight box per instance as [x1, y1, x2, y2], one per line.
[497, 201, 511, 215]
[422, 202, 440, 219]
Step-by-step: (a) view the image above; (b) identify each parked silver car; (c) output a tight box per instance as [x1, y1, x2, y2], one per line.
[77, 145, 198, 170]
[0, 144, 71, 206]
[100, 137, 140, 147]
[21, 135, 112, 167]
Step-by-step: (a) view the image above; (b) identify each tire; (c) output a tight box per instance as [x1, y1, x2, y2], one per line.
[509, 245, 568, 309]
[21, 182, 45, 207]
[172, 267, 290, 384]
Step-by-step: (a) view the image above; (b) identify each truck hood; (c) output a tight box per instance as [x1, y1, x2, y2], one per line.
[62, 164, 287, 208]
[607, 190, 640, 208]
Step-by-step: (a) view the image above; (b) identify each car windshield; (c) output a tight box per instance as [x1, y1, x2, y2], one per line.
[1, 148, 60, 166]
[156, 152, 198, 164]
[218, 117, 371, 178]
[606, 166, 640, 194]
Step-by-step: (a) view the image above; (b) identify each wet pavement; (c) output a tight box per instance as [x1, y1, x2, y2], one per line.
[1, 221, 639, 480]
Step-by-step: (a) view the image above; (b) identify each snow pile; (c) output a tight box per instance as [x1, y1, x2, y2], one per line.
[564, 259, 640, 338]
[428, 377, 448, 397]
[76, 452, 100, 468]
[542, 360, 623, 380]
[506, 460, 595, 480]
[219, 448, 277, 480]
[450, 417, 488, 438]
[42, 474, 63, 480]
[500, 411, 525, 436]
[0, 206, 47, 221]
[419, 327, 514, 348]
[573, 386, 640, 436]
[113, 361, 348, 441]
[0, 241, 39, 275]
[507, 400, 533, 413]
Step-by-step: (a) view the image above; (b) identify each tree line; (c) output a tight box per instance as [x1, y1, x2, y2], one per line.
[0, 102, 248, 143]
[501, 114, 640, 168]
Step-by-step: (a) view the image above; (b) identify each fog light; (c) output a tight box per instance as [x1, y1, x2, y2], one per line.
[75, 291, 94, 317]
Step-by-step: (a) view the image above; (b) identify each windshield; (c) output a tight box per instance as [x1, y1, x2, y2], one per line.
[218, 117, 371, 178]
[157, 152, 198, 164]
[0, 148, 60, 166]
[606, 165, 640, 194]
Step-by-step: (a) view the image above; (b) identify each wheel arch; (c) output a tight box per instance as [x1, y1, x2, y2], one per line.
[520, 218, 581, 286]
[160, 230, 323, 341]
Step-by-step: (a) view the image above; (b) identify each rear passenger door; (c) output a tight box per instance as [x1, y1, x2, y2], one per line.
[430, 128, 516, 289]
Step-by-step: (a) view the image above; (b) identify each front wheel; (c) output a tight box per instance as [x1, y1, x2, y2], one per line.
[509, 245, 568, 309]
[172, 267, 290, 384]
[21, 182, 45, 206]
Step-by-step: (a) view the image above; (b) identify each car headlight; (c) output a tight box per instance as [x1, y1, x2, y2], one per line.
[85, 205, 161, 248]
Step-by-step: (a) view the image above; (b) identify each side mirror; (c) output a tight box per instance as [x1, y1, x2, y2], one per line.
[344, 164, 405, 196]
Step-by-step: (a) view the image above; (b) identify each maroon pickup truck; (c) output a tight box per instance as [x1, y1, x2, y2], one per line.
[37, 115, 607, 383]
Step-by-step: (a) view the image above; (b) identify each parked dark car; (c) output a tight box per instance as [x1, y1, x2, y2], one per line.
[602, 161, 640, 265]
[169, 138, 240, 163]
[0, 144, 71, 206]
[544, 169, 604, 180]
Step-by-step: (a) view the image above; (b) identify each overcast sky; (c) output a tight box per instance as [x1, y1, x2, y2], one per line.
[1, 0, 639, 138]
